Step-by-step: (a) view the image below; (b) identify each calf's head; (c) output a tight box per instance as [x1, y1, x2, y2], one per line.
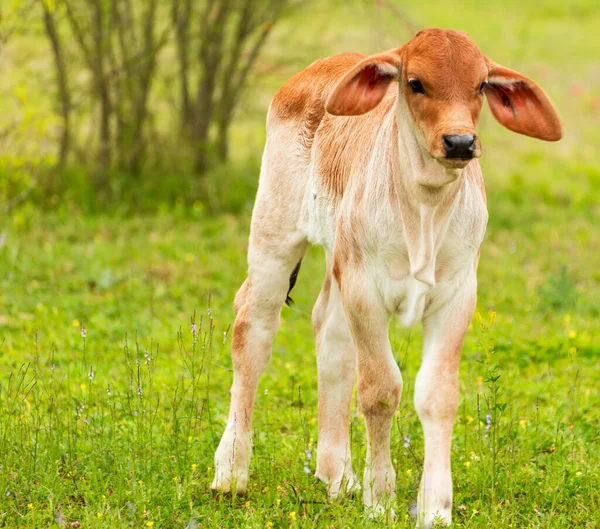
[325, 29, 562, 172]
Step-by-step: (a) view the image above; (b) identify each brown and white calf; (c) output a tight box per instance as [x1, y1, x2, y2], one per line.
[211, 29, 561, 526]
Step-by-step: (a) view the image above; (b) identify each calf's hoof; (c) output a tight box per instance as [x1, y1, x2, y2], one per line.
[210, 467, 248, 495]
[315, 470, 359, 499]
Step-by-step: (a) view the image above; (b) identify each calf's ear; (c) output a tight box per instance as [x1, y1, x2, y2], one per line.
[325, 52, 401, 116]
[484, 59, 562, 141]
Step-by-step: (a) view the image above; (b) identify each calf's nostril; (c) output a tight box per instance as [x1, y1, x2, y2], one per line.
[442, 136, 454, 152]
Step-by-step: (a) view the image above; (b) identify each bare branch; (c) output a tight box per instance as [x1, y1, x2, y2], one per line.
[171, 0, 193, 125]
[39, 0, 72, 168]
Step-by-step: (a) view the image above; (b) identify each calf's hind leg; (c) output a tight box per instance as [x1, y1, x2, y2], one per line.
[313, 259, 357, 497]
[211, 229, 306, 494]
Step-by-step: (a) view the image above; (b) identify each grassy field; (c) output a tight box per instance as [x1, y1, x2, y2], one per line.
[2, 0, 600, 528]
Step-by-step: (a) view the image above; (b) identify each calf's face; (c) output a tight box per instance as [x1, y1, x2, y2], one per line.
[325, 28, 562, 171]
[401, 30, 488, 168]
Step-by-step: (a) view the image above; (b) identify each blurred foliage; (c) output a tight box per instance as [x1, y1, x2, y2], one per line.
[0, 0, 598, 216]
[1, 0, 294, 211]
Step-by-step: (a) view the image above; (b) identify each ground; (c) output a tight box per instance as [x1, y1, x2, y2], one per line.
[1, 173, 599, 527]
[1, 0, 600, 527]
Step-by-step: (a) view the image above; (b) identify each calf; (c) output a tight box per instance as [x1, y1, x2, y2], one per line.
[211, 28, 561, 526]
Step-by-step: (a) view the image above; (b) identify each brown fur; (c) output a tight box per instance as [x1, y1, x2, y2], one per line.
[270, 28, 560, 196]
[331, 257, 343, 287]
[271, 53, 365, 162]
[272, 53, 396, 198]
[231, 307, 250, 364]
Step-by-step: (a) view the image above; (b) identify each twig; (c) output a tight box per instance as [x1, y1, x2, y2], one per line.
[376, 0, 421, 35]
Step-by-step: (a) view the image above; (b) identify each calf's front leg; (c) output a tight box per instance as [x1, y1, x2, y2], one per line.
[341, 272, 401, 515]
[415, 274, 477, 528]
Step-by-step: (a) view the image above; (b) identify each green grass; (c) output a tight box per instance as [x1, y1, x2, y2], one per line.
[1, 182, 599, 527]
[1, 0, 600, 527]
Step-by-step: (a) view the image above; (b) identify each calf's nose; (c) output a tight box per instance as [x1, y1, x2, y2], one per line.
[442, 134, 476, 160]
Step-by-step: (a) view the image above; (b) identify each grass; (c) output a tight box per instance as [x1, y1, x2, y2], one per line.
[1, 185, 599, 527]
[1, 0, 600, 527]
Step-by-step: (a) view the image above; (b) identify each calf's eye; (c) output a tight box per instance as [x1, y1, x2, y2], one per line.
[408, 79, 425, 95]
[479, 81, 488, 93]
